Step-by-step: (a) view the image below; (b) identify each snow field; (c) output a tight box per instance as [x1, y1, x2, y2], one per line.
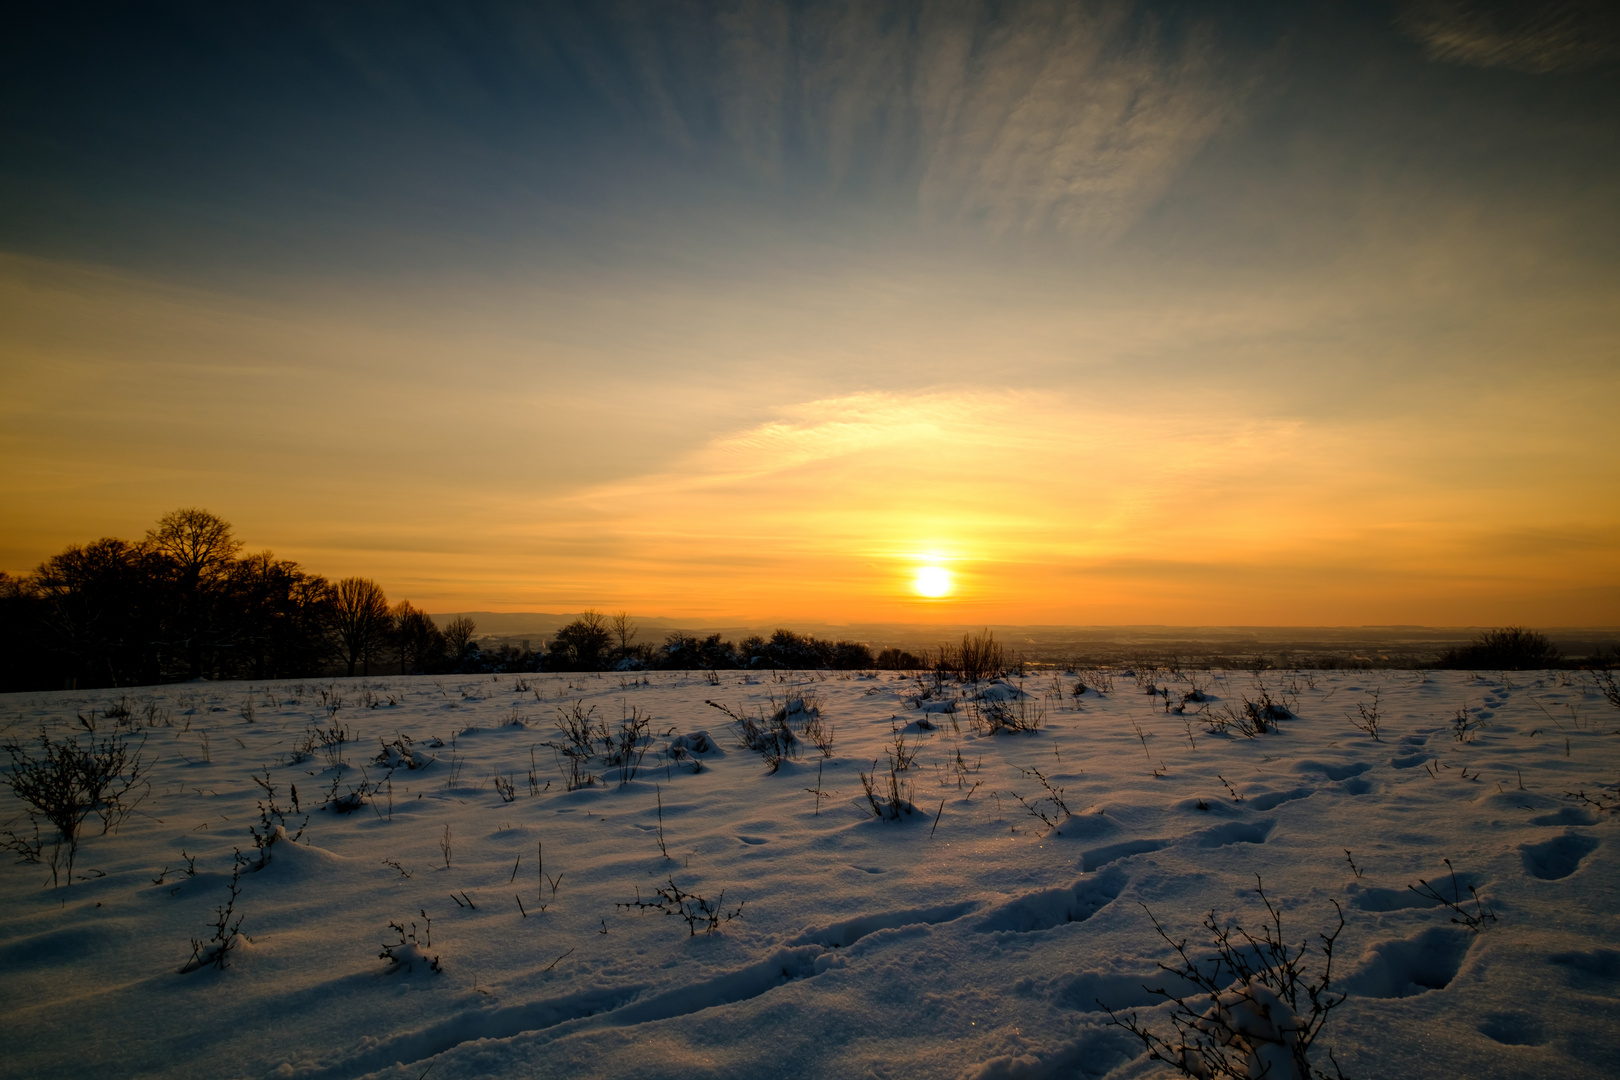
[0, 668, 1615, 1079]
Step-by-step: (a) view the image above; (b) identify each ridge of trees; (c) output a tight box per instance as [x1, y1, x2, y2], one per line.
[0, 510, 916, 691]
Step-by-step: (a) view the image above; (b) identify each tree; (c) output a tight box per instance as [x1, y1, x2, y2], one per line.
[443, 616, 477, 661]
[391, 600, 443, 675]
[146, 508, 241, 580]
[0, 572, 61, 692]
[331, 577, 390, 677]
[227, 552, 335, 680]
[610, 610, 639, 660]
[830, 640, 875, 669]
[32, 538, 162, 687]
[661, 632, 737, 670]
[549, 610, 612, 670]
[145, 509, 242, 679]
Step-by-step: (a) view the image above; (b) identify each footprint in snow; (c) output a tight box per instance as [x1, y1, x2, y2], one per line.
[1191, 820, 1273, 848]
[1077, 838, 1168, 872]
[1478, 1012, 1546, 1046]
[1340, 926, 1472, 998]
[1529, 806, 1597, 827]
[976, 866, 1128, 934]
[1549, 948, 1620, 985]
[1246, 787, 1313, 811]
[1520, 832, 1599, 880]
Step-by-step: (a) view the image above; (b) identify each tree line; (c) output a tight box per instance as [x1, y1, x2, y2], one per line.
[0, 509, 915, 692]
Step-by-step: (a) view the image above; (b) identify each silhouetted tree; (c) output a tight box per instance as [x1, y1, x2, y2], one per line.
[145, 508, 241, 679]
[443, 616, 477, 662]
[32, 538, 164, 687]
[661, 632, 738, 669]
[0, 573, 59, 691]
[391, 600, 444, 675]
[228, 552, 335, 680]
[830, 640, 875, 669]
[737, 634, 768, 667]
[610, 610, 638, 662]
[2, 513, 401, 687]
[331, 577, 390, 676]
[549, 610, 613, 670]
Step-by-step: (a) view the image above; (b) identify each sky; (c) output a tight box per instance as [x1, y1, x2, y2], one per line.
[2, 0, 1617, 626]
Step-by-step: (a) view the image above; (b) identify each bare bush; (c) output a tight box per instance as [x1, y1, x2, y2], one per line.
[605, 704, 651, 787]
[546, 701, 600, 790]
[932, 628, 1007, 683]
[1010, 765, 1072, 830]
[803, 712, 836, 757]
[2, 728, 150, 886]
[708, 699, 797, 773]
[1348, 689, 1381, 740]
[971, 694, 1044, 735]
[1591, 667, 1620, 710]
[1436, 627, 1561, 670]
[859, 757, 915, 821]
[1101, 879, 1349, 1080]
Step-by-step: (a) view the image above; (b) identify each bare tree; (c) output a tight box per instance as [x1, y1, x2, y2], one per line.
[31, 538, 155, 687]
[549, 610, 612, 670]
[145, 508, 241, 580]
[391, 600, 443, 674]
[145, 509, 242, 679]
[231, 551, 336, 680]
[332, 577, 390, 677]
[443, 615, 477, 660]
[610, 610, 639, 659]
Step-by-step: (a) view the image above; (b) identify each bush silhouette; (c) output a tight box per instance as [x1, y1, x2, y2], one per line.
[1435, 627, 1562, 670]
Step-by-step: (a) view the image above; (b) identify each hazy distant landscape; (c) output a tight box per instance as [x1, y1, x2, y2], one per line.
[450, 613, 1620, 670]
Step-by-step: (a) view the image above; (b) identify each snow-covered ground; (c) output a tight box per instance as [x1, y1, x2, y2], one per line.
[1, 668, 1615, 1080]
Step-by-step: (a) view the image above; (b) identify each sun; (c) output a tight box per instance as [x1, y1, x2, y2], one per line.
[913, 565, 952, 599]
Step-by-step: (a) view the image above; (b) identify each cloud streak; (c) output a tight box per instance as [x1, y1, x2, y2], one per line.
[1399, 0, 1620, 73]
[554, 0, 1236, 239]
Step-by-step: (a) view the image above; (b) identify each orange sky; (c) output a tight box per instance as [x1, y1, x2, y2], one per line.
[2, 3, 1617, 626]
[3, 249, 1614, 626]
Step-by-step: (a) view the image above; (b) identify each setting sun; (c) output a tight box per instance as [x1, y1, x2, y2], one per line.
[913, 565, 952, 599]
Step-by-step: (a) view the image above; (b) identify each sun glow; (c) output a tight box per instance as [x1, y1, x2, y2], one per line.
[913, 565, 953, 599]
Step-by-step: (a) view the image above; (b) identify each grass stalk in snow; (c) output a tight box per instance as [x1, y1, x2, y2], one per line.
[181, 849, 250, 973]
[804, 760, 836, 815]
[378, 909, 440, 973]
[616, 876, 744, 936]
[859, 757, 913, 820]
[1407, 858, 1496, 931]
[655, 784, 670, 858]
[248, 770, 305, 868]
[1348, 689, 1381, 740]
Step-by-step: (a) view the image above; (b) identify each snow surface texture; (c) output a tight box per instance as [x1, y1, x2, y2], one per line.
[1, 668, 1616, 1080]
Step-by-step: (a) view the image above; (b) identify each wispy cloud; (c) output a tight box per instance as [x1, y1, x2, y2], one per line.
[601, 0, 1233, 239]
[1399, 0, 1619, 73]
